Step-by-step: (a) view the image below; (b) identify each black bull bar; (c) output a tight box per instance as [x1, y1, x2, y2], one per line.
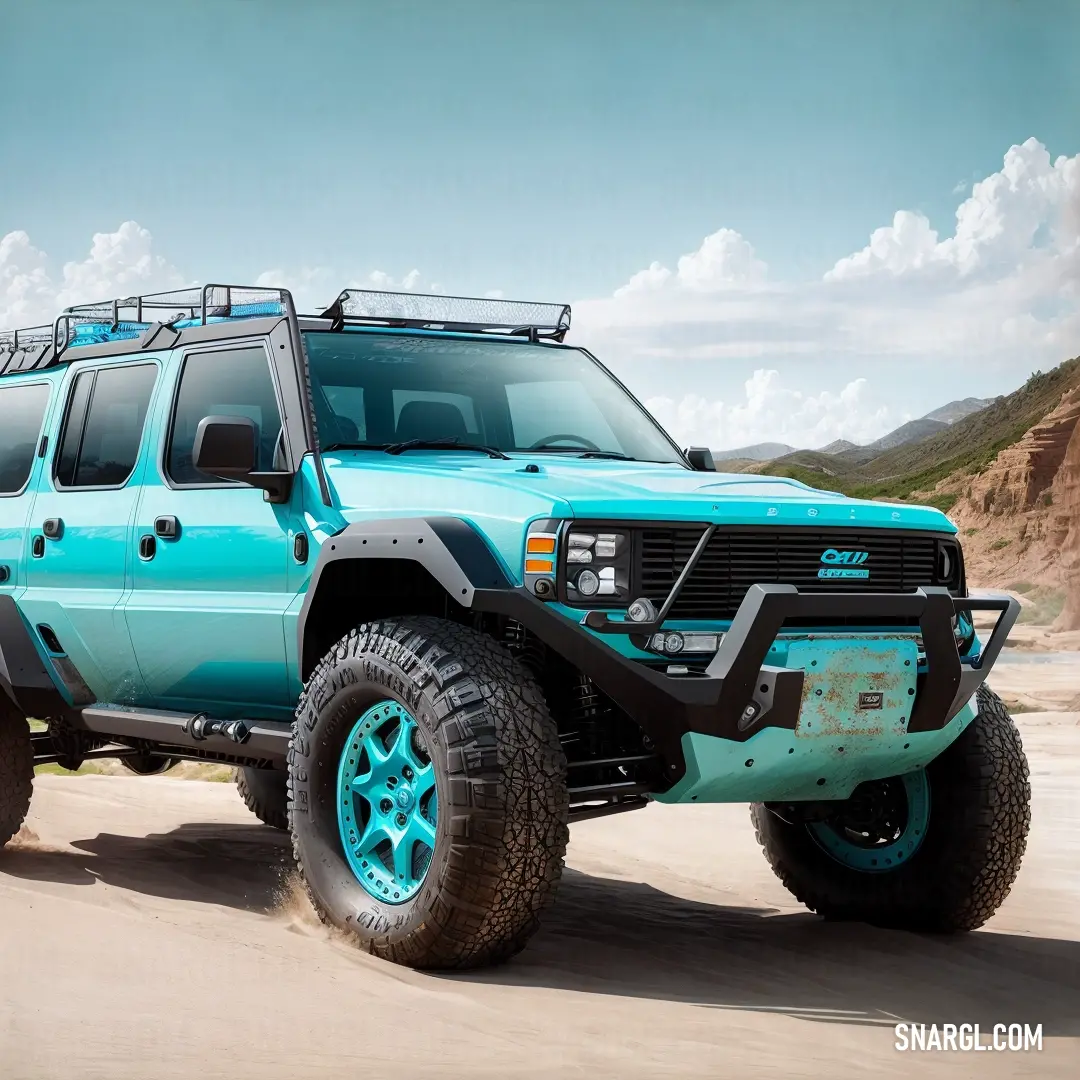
[474, 583, 1019, 778]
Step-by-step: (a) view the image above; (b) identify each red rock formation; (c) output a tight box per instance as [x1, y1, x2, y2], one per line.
[966, 388, 1080, 516]
[1052, 408, 1080, 630]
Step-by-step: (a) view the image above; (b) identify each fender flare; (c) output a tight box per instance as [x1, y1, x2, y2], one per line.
[297, 517, 514, 678]
[0, 595, 86, 717]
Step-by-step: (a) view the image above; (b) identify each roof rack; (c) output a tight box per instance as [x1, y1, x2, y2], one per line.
[319, 288, 572, 342]
[0, 324, 57, 376]
[0, 284, 297, 377]
[53, 284, 293, 354]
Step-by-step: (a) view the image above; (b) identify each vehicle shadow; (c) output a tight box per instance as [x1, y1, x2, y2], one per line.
[449, 868, 1080, 1036]
[4, 830, 1077, 1035]
[0, 822, 293, 912]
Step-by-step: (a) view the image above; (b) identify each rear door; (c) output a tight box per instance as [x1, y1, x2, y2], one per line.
[123, 340, 298, 719]
[0, 379, 55, 599]
[19, 358, 161, 704]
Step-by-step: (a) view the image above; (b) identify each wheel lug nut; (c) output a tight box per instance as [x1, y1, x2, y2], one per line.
[379, 799, 393, 814]
[402, 766, 413, 780]
[395, 812, 407, 827]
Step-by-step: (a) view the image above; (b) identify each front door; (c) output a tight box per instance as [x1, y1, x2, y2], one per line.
[123, 342, 295, 719]
[19, 359, 160, 703]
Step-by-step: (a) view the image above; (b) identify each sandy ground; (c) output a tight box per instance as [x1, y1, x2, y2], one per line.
[2, 655, 1078, 1079]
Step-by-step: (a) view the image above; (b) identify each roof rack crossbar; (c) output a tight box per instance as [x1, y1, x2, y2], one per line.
[319, 288, 572, 342]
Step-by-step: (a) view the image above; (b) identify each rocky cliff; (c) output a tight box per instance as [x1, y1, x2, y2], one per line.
[926, 383, 1080, 628]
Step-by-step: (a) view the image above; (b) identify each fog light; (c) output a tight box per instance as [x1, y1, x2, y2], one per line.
[576, 569, 600, 596]
[664, 632, 685, 654]
[567, 547, 593, 564]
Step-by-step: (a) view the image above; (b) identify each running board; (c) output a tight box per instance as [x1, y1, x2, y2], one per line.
[74, 706, 292, 765]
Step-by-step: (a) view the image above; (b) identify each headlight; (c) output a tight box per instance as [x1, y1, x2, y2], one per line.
[563, 525, 631, 604]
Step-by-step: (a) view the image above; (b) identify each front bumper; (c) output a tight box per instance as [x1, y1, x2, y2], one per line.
[474, 583, 1018, 786]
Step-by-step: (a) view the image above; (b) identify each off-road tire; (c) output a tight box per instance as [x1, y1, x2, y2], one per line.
[0, 706, 34, 849]
[236, 767, 289, 831]
[289, 616, 569, 970]
[751, 685, 1030, 932]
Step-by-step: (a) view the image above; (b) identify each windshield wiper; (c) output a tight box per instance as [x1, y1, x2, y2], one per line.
[321, 442, 391, 453]
[528, 446, 637, 461]
[384, 437, 510, 460]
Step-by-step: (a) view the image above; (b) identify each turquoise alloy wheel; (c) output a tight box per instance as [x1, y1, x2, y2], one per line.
[337, 700, 438, 903]
[807, 769, 930, 873]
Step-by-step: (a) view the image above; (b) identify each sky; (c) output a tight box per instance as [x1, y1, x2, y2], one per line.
[2, 0, 1079, 451]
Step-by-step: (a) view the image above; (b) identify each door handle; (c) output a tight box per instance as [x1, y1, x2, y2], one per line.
[0, 565, 10, 584]
[154, 515, 180, 539]
[139, 535, 157, 561]
[32, 536, 45, 558]
[42, 518, 64, 540]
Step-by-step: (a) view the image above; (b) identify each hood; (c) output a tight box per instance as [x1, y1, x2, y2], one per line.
[322, 450, 954, 537]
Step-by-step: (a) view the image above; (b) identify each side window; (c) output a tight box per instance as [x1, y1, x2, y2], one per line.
[167, 347, 283, 485]
[55, 364, 158, 489]
[0, 382, 51, 495]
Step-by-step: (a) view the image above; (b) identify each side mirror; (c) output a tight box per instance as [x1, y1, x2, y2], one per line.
[193, 415, 257, 478]
[192, 415, 294, 504]
[686, 446, 716, 472]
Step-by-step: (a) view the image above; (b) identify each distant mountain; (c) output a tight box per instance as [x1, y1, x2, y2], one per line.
[755, 357, 1080, 510]
[710, 398, 997, 467]
[713, 442, 796, 462]
[818, 438, 859, 455]
[923, 397, 997, 424]
[865, 417, 949, 452]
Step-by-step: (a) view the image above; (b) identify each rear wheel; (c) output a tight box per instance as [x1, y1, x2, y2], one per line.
[236, 767, 289, 831]
[752, 686, 1030, 931]
[289, 616, 569, 969]
[0, 706, 33, 849]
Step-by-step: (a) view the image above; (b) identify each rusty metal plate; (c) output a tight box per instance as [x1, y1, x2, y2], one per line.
[787, 636, 918, 738]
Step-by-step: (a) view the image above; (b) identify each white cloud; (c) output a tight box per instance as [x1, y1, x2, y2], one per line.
[54, 221, 185, 309]
[646, 370, 900, 451]
[0, 230, 52, 328]
[574, 137, 1080, 448]
[826, 138, 1078, 282]
[1, 221, 184, 327]
[614, 228, 767, 296]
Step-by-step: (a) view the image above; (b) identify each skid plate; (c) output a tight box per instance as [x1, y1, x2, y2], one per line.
[787, 636, 918, 739]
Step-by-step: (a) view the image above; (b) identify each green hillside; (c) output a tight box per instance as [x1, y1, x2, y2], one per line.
[758, 356, 1080, 505]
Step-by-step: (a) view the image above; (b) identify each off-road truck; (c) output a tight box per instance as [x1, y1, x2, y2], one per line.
[0, 285, 1029, 968]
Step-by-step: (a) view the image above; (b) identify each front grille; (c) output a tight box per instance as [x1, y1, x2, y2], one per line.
[636, 527, 956, 620]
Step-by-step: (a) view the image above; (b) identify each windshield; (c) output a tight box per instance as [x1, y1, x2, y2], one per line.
[303, 331, 686, 464]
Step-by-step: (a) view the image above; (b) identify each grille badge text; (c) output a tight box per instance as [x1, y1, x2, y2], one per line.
[818, 548, 871, 579]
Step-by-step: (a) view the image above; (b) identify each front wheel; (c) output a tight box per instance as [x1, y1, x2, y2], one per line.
[752, 685, 1030, 932]
[288, 616, 569, 969]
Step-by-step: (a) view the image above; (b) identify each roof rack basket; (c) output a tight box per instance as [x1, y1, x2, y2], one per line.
[0, 324, 57, 376]
[320, 288, 571, 342]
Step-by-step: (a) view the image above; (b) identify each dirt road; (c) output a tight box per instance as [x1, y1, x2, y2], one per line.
[2, 667, 1077, 1079]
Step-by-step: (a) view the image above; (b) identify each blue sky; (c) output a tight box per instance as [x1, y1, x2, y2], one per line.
[3, 0, 1079, 450]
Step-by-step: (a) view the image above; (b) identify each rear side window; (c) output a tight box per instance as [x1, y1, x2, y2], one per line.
[167, 347, 283, 485]
[54, 364, 158, 488]
[0, 382, 51, 494]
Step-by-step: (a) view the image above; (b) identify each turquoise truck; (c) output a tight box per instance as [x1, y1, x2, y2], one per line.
[0, 285, 1029, 968]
